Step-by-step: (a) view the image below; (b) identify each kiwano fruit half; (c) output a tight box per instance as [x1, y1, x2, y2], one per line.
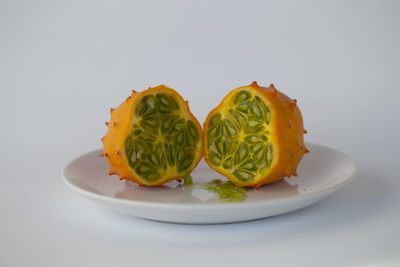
[101, 85, 203, 186]
[203, 82, 309, 188]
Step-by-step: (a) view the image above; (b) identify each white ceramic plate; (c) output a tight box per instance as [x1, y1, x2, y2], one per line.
[62, 143, 356, 224]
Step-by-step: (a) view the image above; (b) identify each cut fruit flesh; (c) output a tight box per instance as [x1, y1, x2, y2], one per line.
[102, 85, 203, 186]
[203, 82, 308, 188]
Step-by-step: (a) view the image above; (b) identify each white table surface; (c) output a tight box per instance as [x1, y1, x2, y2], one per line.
[1, 1, 399, 266]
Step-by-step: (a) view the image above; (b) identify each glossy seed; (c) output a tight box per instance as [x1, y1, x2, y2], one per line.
[210, 153, 222, 166]
[207, 122, 221, 138]
[209, 113, 222, 127]
[267, 143, 273, 162]
[233, 170, 255, 181]
[245, 134, 265, 144]
[244, 119, 264, 133]
[265, 111, 271, 124]
[237, 101, 250, 113]
[235, 142, 249, 164]
[224, 119, 237, 137]
[174, 118, 186, 130]
[130, 150, 137, 162]
[216, 139, 224, 156]
[251, 101, 263, 117]
[234, 91, 251, 104]
[125, 135, 133, 151]
[240, 159, 257, 172]
[223, 157, 233, 169]
[187, 120, 199, 142]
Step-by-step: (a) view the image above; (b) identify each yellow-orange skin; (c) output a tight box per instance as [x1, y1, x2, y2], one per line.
[101, 85, 203, 186]
[203, 82, 308, 189]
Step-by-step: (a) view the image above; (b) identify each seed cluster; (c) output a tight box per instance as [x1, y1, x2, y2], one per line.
[206, 90, 274, 182]
[125, 93, 201, 181]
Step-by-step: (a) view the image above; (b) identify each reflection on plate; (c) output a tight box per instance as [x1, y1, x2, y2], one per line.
[62, 143, 356, 224]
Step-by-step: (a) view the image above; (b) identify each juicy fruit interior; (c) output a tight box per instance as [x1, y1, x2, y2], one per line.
[124, 92, 201, 183]
[206, 89, 275, 184]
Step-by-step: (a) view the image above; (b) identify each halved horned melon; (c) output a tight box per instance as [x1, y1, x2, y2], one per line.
[203, 82, 308, 188]
[101, 85, 203, 186]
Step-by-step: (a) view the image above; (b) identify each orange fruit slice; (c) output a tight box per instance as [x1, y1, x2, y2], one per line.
[102, 85, 203, 186]
[203, 82, 308, 188]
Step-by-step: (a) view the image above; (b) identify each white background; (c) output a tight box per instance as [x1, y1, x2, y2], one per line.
[1, 0, 399, 266]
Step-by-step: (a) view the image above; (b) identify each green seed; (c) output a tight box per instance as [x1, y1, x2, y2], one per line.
[244, 118, 264, 133]
[208, 142, 221, 156]
[165, 144, 175, 166]
[234, 91, 251, 104]
[235, 142, 249, 164]
[158, 94, 171, 106]
[187, 120, 200, 142]
[174, 131, 185, 146]
[161, 115, 176, 134]
[174, 118, 186, 130]
[266, 143, 273, 166]
[224, 119, 238, 137]
[265, 111, 271, 124]
[207, 122, 222, 138]
[140, 117, 160, 131]
[209, 153, 222, 166]
[244, 134, 266, 144]
[209, 113, 222, 127]
[135, 99, 147, 116]
[251, 101, 263, 117]
[253, 146, 265, 164]
[240, 159, 257, 172]
[125, 135, 133, 151]
[216, 139, 224, 156]
[250, 143, 263, 153]
[237, 101, 251, 113]
[146, 172, 161, 181]
[233, 170, 255, 181]
[222, 156, 233, 169]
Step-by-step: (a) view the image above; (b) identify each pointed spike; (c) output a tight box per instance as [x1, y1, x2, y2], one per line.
[100, 153, 105, 157]
[304, 129, 308, 134]
[131, 90, 137, 94]
[101, 137, 104, 141]
[270, 83, 275, 89]
[105, 122, 109, 126]
[293, 99, 297, 104]
[185, 100, 189, 104]
[305, 148, 310, 153]
[110, 108, 114, 113]
[251, 81, 258, 86]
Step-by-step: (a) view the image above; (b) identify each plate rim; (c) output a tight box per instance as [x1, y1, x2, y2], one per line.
[62, 142, 357, 210]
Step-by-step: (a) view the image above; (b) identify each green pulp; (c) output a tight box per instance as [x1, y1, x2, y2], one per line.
[203, 179, 247, 202]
